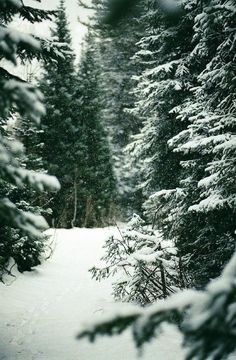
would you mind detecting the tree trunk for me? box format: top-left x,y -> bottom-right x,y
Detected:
160,261 -> 167,298
71,167 -> 78,228
83,195 -> 93,228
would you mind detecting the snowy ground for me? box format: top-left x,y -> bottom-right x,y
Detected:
0,227 -> 185,360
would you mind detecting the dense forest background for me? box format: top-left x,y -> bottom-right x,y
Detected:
0,0 -> 236,359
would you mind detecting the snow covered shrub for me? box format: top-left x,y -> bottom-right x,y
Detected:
90,214 -> 180,305
0,227 -> 47,275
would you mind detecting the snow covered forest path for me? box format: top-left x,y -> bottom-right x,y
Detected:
0,228 -> 184,360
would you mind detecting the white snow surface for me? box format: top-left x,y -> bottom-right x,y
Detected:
0,227 -> 184,360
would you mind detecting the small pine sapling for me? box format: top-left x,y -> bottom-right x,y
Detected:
90,214 -> 180,306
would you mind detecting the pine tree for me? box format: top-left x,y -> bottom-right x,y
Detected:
76,31 -> 116,227
145,0 -> 236,288
0,0 -> 62,278
125,0 -> 236,289
90,214 -> 180,305
40,2 -> 116,228
40,0 -> 81,228
176,0 -> 236,288
84,0 -> 145,214
127,0 -> 194,199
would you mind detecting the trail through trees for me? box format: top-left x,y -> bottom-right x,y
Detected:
0,228 -> 184,360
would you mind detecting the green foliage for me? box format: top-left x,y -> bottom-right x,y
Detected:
147,0 -> 236,288
91,214 -> 180,305
0,226 -> 46,275
79,251 -> 236,360
0,0 -> 61,278
0,0 -> 56,24
75,31 -> 116,227
127,0 -> 194,198
79,1 -> 236,359
126,0 -> 236,288
40,2 -> 116,228
39,0 -> 81,228
90,0 -> 145,214
103,0 -> 141,24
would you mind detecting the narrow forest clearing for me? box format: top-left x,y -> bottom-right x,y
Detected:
0,228 -> 184,360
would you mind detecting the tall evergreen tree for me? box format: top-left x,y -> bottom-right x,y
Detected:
0,0 -> 61,278
40,2 -> 116,228
144,0 -> 236,288
127,0 -> 194,198
40,0 -> 81,228
76,31 -> 116,227
81,0 -> 145,214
